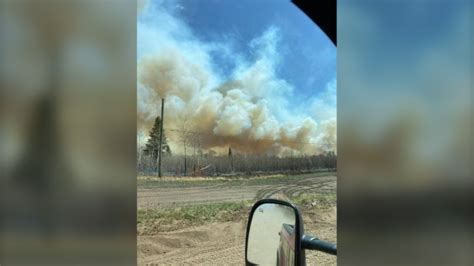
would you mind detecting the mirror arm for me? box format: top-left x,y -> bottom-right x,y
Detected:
301,234 -> 337,255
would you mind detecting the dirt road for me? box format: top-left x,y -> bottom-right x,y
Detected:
138,174 -> 336,208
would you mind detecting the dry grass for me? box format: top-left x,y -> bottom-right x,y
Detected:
137,174 -> 285,182
137,201 -> 251,235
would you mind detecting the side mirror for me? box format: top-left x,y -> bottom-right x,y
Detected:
245,199 -> 305,266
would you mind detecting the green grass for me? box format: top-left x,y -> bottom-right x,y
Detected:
137,201 -> 251,235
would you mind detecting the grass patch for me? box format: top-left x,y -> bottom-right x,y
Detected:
137,201 -> 251,235
290,193 -> 336,210
138,172 -> 336,189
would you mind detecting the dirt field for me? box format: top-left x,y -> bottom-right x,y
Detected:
138,174 -> 336,208
137,173 -> 337,265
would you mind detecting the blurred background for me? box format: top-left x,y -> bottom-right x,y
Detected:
0,0 -> 136,264
338,0 -> 473,264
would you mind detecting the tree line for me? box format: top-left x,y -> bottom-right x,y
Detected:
137,115 -> 336,176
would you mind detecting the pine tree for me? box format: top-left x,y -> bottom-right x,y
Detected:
144,116 -> 171,162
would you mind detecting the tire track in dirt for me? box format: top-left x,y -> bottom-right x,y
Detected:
138,175 -> 336,208
138,185 -> 270,208
138,222 -> 246,265
255,177 -> 335,200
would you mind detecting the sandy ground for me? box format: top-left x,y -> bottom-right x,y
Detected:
138,221 -> 246,265
137,211 -> 336,265
138,175 -> 336,265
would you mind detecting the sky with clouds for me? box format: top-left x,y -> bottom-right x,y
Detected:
137,0 -> 336,155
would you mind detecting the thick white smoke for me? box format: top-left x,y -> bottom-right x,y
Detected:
137,1 -> 336,156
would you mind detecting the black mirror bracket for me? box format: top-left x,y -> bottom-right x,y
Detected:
302,234 -> 337,256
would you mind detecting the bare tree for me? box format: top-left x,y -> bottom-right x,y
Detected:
177,114 -> 190,176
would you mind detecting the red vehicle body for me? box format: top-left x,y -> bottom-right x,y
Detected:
277,223 -> 295,266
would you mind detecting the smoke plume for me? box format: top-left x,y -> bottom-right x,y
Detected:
137,1 -> 336,156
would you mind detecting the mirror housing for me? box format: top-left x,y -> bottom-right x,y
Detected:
245,199 -> 306,266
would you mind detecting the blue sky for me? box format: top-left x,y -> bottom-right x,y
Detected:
177,0 -> 335,99
139,0 -> 335,101
137,0 -> 337,154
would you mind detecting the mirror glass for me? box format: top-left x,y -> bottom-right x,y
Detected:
247,203 -> 297,265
